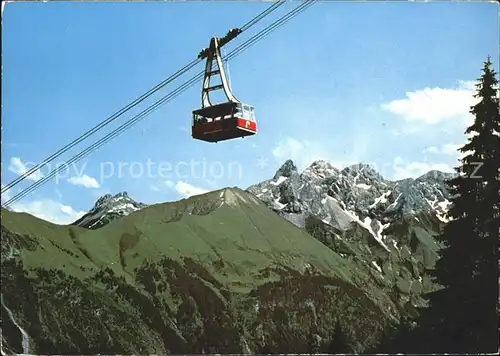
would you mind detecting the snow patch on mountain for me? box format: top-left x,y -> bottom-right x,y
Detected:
247,159 -> 454,254
370,190 -> 392,208
271,176 -> 288,186
72,160 -> 454,247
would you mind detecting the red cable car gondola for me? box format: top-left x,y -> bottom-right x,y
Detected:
192,30 -> 257,143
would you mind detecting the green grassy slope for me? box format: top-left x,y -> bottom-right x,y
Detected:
1,188 -> 396,354
77,189 -> 357,286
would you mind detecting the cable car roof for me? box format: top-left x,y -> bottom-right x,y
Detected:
192,102 -> 237,118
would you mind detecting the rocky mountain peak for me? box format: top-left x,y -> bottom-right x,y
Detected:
115,191 -> 130,198
342,163 -> 384,182
245,159 -> 457,313
72,191 -> 147,229
273,159 -> 298,179
72,159 -> 455,237
94,193 -> 114,207
303,160 -> 340,179
247,158 -> 454,251
416,170 -> 455,184
93,191 -> 135,209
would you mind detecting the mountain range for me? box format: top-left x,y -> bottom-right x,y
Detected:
1,159 -> 453,354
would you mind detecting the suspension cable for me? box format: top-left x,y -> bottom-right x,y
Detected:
1,0 -> 286,194
3,0 -> 316,208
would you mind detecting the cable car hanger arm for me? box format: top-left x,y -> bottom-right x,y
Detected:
198,28 -> 242,59
2,0 -> 321,207
200,36 -> 240,108
0,3 -> 278,195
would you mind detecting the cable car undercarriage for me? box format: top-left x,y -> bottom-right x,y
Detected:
192,29 -> 257,143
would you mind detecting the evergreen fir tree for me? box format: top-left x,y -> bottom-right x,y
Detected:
413,56 -> 500,353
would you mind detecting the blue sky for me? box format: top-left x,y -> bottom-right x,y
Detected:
1,1 -> 498,224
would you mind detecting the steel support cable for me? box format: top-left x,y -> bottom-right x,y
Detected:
0,58 -> 200,195
226,0 -> 316,60
3,0 -> 314,208
1,0 -> 286,194
3,0 -> 316,208
239,0 -> 286,32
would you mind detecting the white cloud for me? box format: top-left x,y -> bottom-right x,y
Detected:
391,156 -> 454,180
165,180 -> 208,198
175,181 -> 208,197
423,143 -> 462,156
2,184 -> 87,225
8,157 -> 44,181
7,198 -> 85,225
382,80 -> 478,125
67,175 -> 100,189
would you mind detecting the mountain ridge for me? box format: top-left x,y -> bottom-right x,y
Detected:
72,191 -> 147,229
2,186 -> 398,354
69,159 -> 452,308
246,159 -> 451,308
67,158 -> 451,313
72,159 -> 455,229
0,159 -> 455,354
